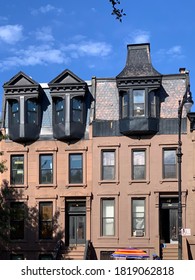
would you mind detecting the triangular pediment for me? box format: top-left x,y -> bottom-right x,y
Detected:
4,71 -> 39,88
49,69 -> 85,86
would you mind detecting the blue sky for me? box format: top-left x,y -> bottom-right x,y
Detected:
0,0 -> 195,109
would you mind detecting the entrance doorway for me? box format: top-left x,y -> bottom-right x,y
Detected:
65,200 -> 86,246
160,198 -> 178,244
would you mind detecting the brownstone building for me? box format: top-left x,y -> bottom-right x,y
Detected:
0,43 -> 195,260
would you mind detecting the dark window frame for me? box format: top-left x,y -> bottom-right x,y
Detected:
10,202 -> 25,240
132,149 -> 146,180
9,99 -> 19,125
72,97 -> 83,123
10,155 -> 24,185
26,98 -> 38,124
39,202 -> 53,240
69,153 -> 83,184
54,97 -> 65,124
101,150 -> 116,181
163,149 -> 177,179
39,154 -> 53,184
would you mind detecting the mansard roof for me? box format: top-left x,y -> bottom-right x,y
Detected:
117,43 -> 161,78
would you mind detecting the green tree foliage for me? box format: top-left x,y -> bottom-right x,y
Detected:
109,0 -> 126,22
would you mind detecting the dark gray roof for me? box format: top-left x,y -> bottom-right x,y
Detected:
117,43 -> 161,78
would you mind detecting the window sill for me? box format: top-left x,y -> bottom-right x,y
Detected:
160,179 -> 178,184
98,236 -> 119,241
9,184 -> 28,189
65,183 -> 87,188
98,180 -> 119,185
129,180 -> 150,185
36,184 -> 57,189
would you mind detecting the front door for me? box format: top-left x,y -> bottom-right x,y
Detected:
66,201 -> 86,246
160,198 -> 178,243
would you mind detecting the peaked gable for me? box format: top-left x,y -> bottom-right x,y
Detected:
48,69 -> 87,96
3,71 -> 40,96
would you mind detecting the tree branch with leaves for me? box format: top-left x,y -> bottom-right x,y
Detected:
109,0 -> 126,22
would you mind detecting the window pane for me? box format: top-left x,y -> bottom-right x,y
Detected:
102,151 -> 115,180
163,150 -> 176,178
27,99 -> 37,124
69,154 -> 83,184
11,155 -> 24,185
10,202 -> 25,240
133,89 -> 145,116
10,100 -> 19,124
39,155 -> 53,184
132,151 -> 146,180
149,91 -> 156,117
121,93 -> 128,118
102,199 -> 115,236
72,98 -> 83,122
132,199 -> 145,235
55,98 -> 64,124
39,202 -> 53,239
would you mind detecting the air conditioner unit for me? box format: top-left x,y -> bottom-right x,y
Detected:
135,230 -> 144,237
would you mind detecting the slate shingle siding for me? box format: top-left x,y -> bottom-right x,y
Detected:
95,75 -> 187,121
95,79 -> 119,120
161,76 -> 186,118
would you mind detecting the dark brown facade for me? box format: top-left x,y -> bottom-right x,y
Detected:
0,43 -> 195,260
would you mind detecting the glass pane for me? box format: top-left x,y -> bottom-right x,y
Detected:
133,151 -> 145,165
70,154 -> 82,168
164,150 -> 176,164
122,93 -> 128,118
102,218 -> 114,236
103,200 -> 114,217
102,166 -> 115,180
10,203 -> 24,240
27,99 -> 37,112
40,155 -> 53,184
11,100 -> 19,124
133,89 -> 145,116
72,98 -> 83,122
39,202 -> 53,239
11,155 -> 24,185
133,166 -> 145,180
103,151 -> 115,166
133,199 -> 144,212
163,150 -> 176,178
55,98 -> 64,124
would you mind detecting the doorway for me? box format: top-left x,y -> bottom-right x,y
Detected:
66,200 -> 86,246
160,198 -> 178,244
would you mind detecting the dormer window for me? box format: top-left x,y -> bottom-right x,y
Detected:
116,43 -> 162,135
54,97 -> 64,124
49,69 -> 88,140
133,89 -> 145,117
27,99 -> 38,124
3,71 -> 41,142
72,97 -> 83,123
10,100 -> 19,124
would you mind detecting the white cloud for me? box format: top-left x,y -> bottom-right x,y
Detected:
167,45 -> 182,56
63,41 -> 112,57
35,27 -> 54,42
0,45 -> 70,70
130,30 -> 150,44
0,25 -> 23,44
156,45 -> 184,62
31,4 -> 63,16
0,35 -> 112,71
